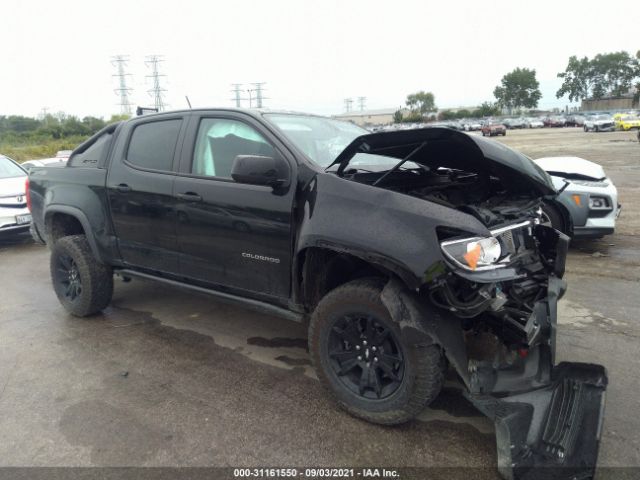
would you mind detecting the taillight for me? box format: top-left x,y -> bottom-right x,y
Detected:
25,177 -> 32,211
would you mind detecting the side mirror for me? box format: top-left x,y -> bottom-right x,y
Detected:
230,155 -> 290,188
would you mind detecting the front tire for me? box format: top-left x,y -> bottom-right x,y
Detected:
309,278 -> 445,425
541,203 -> 566,234
50,235 -> 114,316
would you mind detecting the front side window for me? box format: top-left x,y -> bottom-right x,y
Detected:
192,118 -> 275,178
127,119 -> 182,171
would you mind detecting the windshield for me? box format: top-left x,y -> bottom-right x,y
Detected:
265,114 -> 368,167
0,155 -> 26,179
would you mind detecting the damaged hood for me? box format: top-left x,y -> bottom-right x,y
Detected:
328,127 -> 556,195
533,156 -> 606,181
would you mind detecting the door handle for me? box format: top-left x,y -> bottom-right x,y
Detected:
177,192 -> 202,202
116,183 -> 131,193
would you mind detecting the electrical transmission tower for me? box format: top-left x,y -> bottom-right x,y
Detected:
357,96 -> 367,111
145,55 -> 168,111
111,55 -> 133,115
344,98 -> 353,112
231,83 -> 244,107
252,82 -> 267,108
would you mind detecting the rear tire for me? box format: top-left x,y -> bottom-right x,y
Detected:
309,278 -> 445,425
50,235 -> 113,316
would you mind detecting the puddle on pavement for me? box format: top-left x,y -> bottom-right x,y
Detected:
274,355 -> 311,366
247,336 -> 309,351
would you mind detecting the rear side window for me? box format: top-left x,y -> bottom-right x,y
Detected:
68,133 -> 112,167
127,119 -> 182,171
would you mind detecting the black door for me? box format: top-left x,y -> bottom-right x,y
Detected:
107,116 -> 186,274
174,114 -> 295,299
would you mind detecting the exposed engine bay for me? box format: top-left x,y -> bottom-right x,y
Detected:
344,165 -> 563,355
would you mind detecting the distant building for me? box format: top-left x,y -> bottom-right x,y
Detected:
333,108 -> 409,126
582,94 -> 637,112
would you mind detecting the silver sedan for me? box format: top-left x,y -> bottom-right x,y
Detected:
0,155 -> 31,236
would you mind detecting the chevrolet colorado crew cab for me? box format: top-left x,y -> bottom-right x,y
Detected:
28,109 -> 607,479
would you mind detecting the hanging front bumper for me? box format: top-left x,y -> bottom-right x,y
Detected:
469,362 -> 607,480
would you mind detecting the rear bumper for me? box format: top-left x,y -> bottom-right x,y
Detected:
1,206 -> 31,233
469,362 -> 607,480
0,224 -> 30,234
572,227 -> 614,239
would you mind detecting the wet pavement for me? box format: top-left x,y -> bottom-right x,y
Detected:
0,128 -> 639,474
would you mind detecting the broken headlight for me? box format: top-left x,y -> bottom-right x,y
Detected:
440,235 -> 503,271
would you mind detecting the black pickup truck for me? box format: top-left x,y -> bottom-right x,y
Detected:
29,109 -> 607,479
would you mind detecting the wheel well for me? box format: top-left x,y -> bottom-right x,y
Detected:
46,213 -> 85,243
297,247 -> 392,311
543,201 -> 572,235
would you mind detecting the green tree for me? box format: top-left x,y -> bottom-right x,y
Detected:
556,51 -> 640,100
438,110 -> 458,121
493,68 -> 542,112
405,91 -> 436,115
556,56 -> 595,102
0,112 -> 118,162
592,51 -> 638,97
393,110 -> 404,123
472,102 -> 501,117
109,114 -> 131,123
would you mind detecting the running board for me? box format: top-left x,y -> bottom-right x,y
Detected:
469,362 -> 607,480
116,269 -> 304,323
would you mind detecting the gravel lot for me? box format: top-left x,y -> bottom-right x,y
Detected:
0,127 -> 638,477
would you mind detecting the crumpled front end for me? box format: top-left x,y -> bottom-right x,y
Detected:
436,221 -> 607,479
383,219 -> 607,480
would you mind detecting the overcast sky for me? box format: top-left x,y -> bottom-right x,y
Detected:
2,0 -> 636,119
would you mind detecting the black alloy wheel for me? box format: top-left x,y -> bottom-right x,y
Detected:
309,278 -> 445,425
328,313 -> 404,400
50,235 -> 114,316
54,254 -> 83,301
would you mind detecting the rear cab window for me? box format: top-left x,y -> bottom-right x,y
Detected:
126,119 -> 183,172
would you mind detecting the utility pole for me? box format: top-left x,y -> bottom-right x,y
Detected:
252,82 -> 267,108
246,88 -> 256,108
111,55 -> 133,116
38,107 -> 49,121
231,83 -> 244,107
344,98 -> 353,112
145,55 -> 168,111
357,96 -> 366,111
